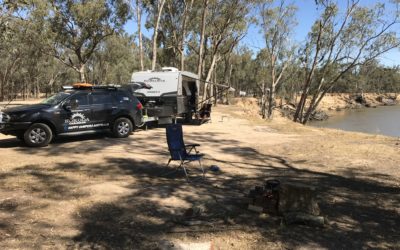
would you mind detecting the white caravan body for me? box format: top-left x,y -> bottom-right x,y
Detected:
131,67 -> 200,123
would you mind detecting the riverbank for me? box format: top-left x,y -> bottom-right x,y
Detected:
318,93 -> 398,112
231,93 -> 399,122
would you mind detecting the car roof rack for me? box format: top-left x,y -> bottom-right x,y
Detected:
72,83 -> 93,89
91,85 -> 119,90
61,83 -> 120,91
61,83 -> 122,91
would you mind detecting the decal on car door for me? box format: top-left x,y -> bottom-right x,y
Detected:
65,112 -> 90,125
64,112 -> 109,131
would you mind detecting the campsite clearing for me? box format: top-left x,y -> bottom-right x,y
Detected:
0,102 -> 399,249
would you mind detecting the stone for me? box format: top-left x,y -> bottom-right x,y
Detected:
377,96 -> 397,106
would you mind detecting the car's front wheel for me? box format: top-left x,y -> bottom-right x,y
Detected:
24,123 -> 53,147
112,118 -> 133,138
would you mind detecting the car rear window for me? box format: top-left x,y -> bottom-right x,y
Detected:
91,92 -> 114,105
114,91 -> 132,103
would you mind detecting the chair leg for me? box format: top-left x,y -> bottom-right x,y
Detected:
182,163 -> 189,182
199,159 -> 205,178
166,159 -> 172,167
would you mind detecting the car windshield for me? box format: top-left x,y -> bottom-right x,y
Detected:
41,92 -> 70,105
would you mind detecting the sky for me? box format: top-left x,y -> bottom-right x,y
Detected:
124,0 -> 400,67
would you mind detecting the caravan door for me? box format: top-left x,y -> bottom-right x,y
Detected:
179,75 -> 198,115
177,73 -> 186,114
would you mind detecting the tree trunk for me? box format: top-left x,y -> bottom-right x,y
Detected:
136,0 -> 144,71
22,82 -> 25,100
223,62 -> 233,104
79,64 -> 86,82
34,80 -> 38,98
151,0 -> 166,71
267,83 -> 275,119
197,0 -> 209,81
213,65 -> 217,106
50,76 -> 56,94
293,79 -> 310,123
0,67 -> 9,102
261,82 -> 267,119
179,0 -> 194,71
202,53 -> 218,101
0,80 -> 4,102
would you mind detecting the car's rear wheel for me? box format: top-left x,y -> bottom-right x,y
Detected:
24,123 -> 53,147
112,118 -> 133,138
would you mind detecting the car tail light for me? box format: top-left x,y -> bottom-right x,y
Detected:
136,102 -> 143,110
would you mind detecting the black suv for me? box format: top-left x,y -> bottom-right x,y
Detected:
0,85 -> 143,147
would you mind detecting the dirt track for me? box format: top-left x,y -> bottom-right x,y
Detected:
0,103 -> 399,249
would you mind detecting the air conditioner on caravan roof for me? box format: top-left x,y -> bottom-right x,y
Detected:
161,67 -> 179,72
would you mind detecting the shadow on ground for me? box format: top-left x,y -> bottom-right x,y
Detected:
69,151 -> 400,249
1,126 -> 399,249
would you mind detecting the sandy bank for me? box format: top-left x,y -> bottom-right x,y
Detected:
317,92 -> 398,111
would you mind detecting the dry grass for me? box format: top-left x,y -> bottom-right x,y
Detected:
0,100 -> 399,249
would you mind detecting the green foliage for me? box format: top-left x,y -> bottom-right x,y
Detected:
47,0 -> 130,81
0,0 -> 399,107
88,34 -> 140,84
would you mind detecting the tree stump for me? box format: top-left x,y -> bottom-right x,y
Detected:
279,182 -> 320,216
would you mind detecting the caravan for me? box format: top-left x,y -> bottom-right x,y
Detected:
131,67 -> 200,124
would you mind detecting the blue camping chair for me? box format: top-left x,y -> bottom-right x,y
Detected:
166,124 -> 205,180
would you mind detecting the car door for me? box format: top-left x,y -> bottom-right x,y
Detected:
89,91 -> 116,130
58,93 -> 93,133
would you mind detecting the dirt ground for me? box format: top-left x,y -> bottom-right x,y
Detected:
0,100 -> 399,249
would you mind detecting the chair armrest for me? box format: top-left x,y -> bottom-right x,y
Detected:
186,143 -> 200,154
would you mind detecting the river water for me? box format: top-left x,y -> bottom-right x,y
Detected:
309,105 -> 400,137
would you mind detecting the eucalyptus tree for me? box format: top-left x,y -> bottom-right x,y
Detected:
131,0 -> 145,71
200,0 -> 251,101
47,0 -> 130,83
258,0 -> 297,119
293,0 -> 400,124
229,47 -> 255,95
0,1 -> 27,101
197,0 -> 209,82
142,0 -> 166,70
357,62 -> 400,93
160,0 -> 194,70
88,34 -> 138,85
0,19 -> 24,101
